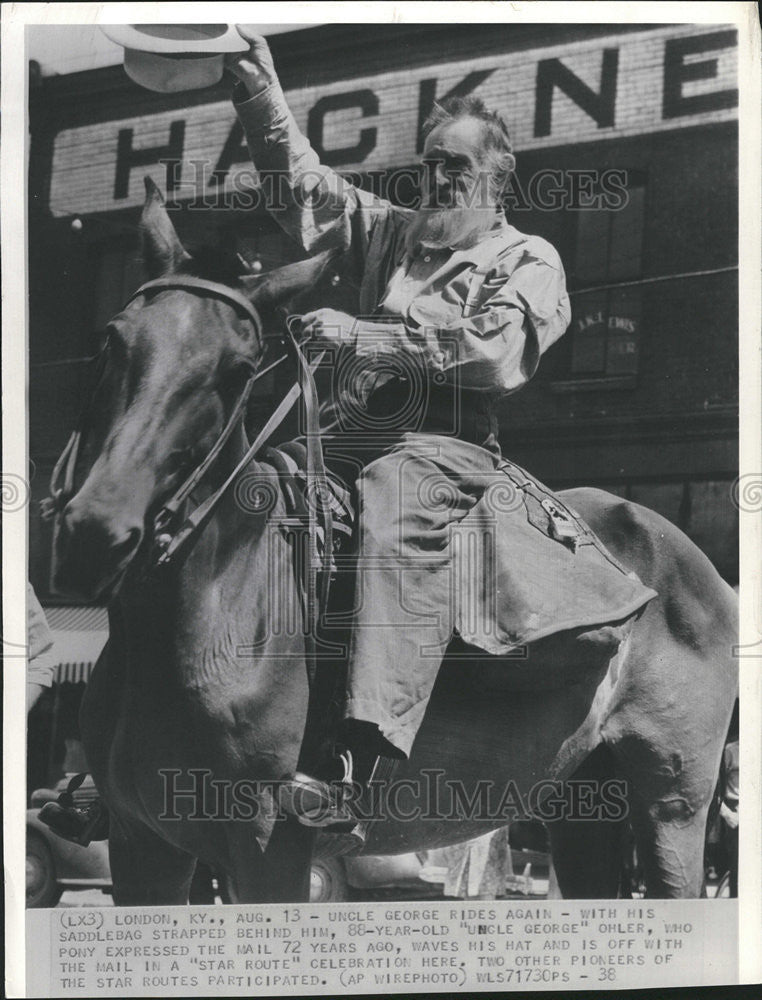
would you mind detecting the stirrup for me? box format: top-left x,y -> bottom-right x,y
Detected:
279,748 -> 357,829
339,748 -> 354,784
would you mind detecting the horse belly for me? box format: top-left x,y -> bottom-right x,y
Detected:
363,661 -> 610,855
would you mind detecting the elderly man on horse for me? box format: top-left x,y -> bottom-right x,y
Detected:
38,29 -> 737,902
226,29 -> 576,826
43,26 -> 659,846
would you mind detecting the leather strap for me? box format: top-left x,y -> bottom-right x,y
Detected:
154,348 -> 325,570
124,275 -> 264,350
285,322 -> 334,641
152,351 -> 290,535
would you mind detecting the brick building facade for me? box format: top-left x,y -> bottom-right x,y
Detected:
28,22 -> 739,591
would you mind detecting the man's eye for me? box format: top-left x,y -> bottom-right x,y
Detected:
445,159 -> 469,175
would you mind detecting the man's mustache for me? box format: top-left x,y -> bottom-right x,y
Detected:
405,202 -> 498,252
422,186 -> 458,209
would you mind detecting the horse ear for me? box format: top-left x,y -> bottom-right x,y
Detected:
239,250 -> 338,309
140,177 -> 190,278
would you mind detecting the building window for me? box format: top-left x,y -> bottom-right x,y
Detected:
92,246 -> 145,334
567,174 -> 646,383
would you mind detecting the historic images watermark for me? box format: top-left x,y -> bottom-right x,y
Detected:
158,768 -> 630,825
158,161 -> 632,214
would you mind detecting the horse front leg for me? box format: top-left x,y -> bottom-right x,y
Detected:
108,814 -> 197,905
226,818 -> 314,903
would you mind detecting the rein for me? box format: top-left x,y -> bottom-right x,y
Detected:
43,275 -> 334,651
151,332 -> 325,571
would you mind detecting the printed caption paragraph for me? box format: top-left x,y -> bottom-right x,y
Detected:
27,899 -> 737,995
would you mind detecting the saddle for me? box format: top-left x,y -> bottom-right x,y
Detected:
264,443 -> 657,663
260,442 -> 354,567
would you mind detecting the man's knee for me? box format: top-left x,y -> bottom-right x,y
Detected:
357,451 -> 437,549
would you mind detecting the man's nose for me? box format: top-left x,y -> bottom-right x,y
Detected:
433,162 -> 449,189
425,164 -> 450,203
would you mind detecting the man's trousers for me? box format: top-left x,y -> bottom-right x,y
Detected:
336,432 -> 500,758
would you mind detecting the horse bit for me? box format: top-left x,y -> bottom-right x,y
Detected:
42,274 -> 334,620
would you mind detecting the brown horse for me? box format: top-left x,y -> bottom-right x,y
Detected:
52,184 -> 738,902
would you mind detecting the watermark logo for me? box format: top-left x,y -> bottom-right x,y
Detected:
1,473 -> 30,512
158,160 -> 632,214
158,768 -> 630,825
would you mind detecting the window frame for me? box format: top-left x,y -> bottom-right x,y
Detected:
551,169 -> 648,392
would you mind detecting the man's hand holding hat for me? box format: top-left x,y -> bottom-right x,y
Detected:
225,26 -> 278,98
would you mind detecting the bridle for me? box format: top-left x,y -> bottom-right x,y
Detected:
43,275 -> 334,637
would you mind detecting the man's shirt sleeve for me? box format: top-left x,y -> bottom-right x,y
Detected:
234,81 -> 391,254
354,242 -> 571,393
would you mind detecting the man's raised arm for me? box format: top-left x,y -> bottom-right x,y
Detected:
226,27 -> 390,255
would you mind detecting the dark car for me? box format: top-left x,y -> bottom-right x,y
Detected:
27,775 -> 111,908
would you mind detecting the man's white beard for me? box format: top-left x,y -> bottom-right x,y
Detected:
405,202 -> 499,253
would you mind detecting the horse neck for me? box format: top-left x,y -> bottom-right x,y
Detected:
118,420 -> 307,696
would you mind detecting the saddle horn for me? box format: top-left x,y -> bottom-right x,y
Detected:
140,176 -> 191,278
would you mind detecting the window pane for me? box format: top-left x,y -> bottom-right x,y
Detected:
93,248 -> 144,332
573,210 -> 610,284
571,291 -> 608,373
684,480 -> 738,585
629,482 -> 685,526
608,185 -> 645,281
93,250 -> 125,332
121,254 -> 144,302
605,288 -> 641,374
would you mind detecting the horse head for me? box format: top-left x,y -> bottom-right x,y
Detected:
52,178 -> 337,601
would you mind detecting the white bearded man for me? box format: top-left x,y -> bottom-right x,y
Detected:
225,28 -> 575,827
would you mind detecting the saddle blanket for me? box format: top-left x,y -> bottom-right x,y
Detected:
262,444 -> 657,658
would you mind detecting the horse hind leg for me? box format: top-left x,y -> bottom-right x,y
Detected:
607,737 -> 711,898
108,814 -> 197,906
546,744 -> 629,899
604,654 -> 727,898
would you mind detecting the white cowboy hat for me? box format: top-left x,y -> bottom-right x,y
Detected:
100,24 -> 249,93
